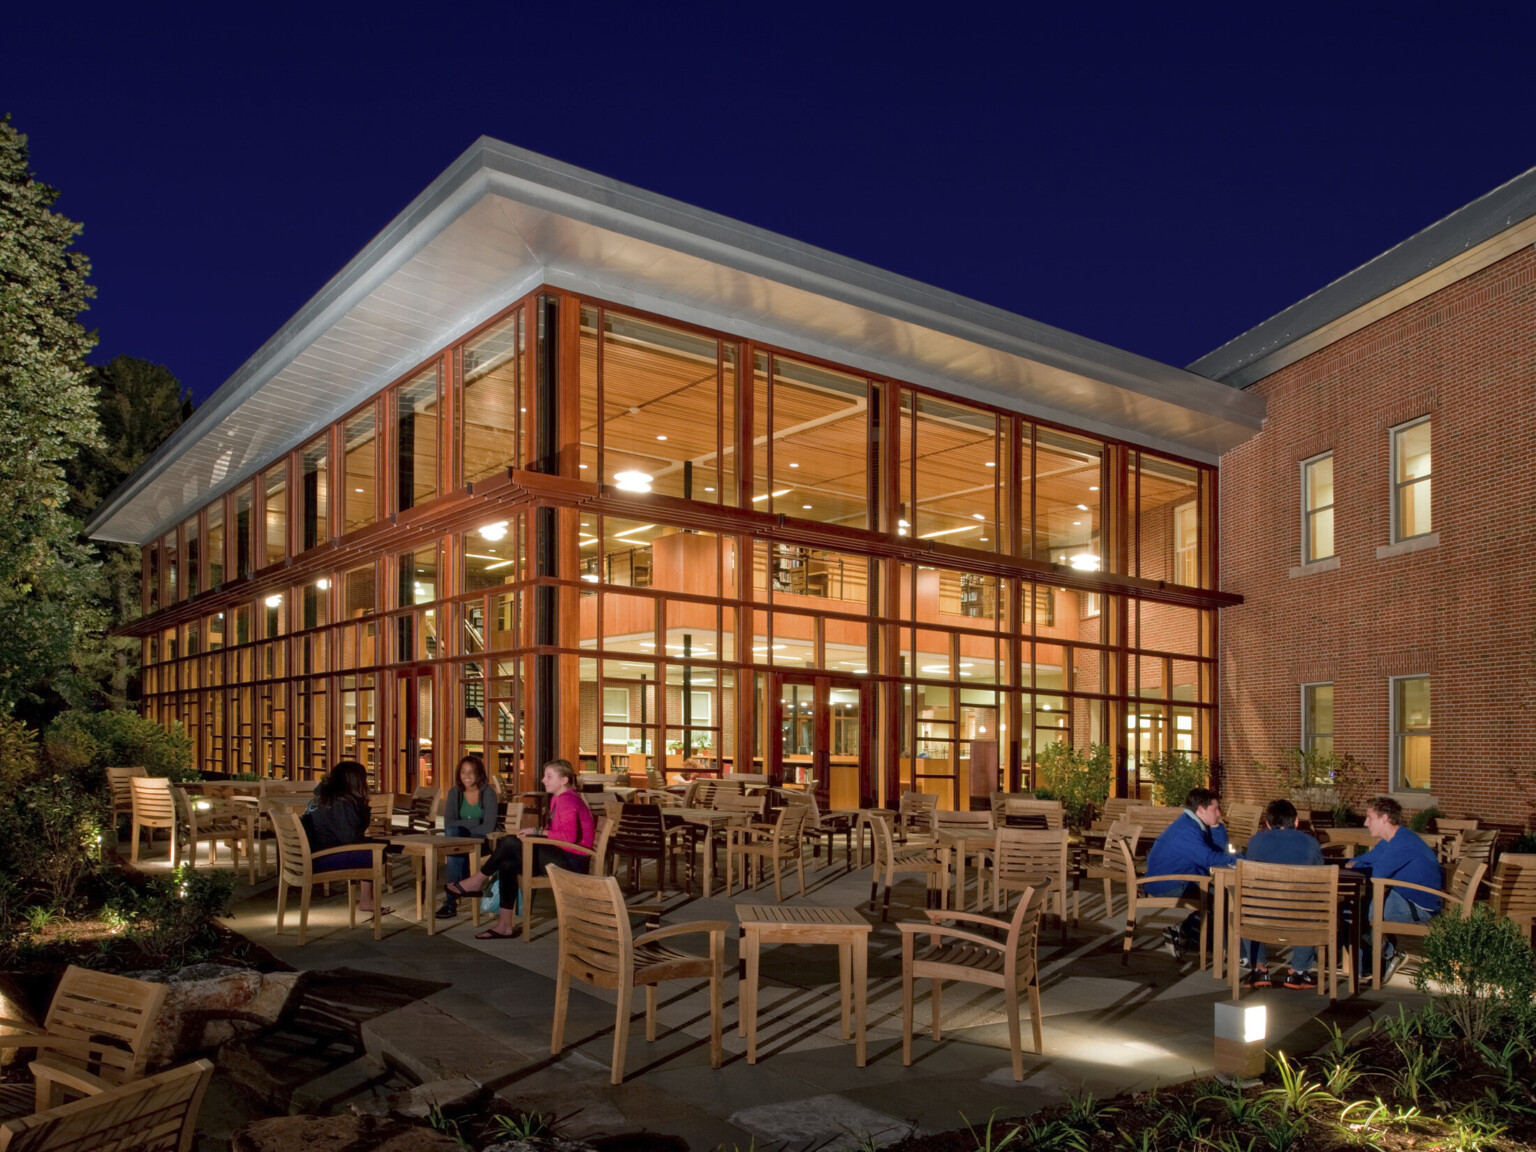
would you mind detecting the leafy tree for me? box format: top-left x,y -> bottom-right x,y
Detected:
67,356 -> 191,710
0,115 -> 102,714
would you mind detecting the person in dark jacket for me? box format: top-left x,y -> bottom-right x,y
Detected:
1347,795 -> 1442,983
437,754 -> 500,918
303,760 -> 390,915
1242,799 -> 1327,989
1144,786 -> 1234,957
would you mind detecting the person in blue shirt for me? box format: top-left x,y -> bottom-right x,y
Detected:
1346,795 -> 1442,982
1241,799 -> 1327,989
1144,787 -> 1234,957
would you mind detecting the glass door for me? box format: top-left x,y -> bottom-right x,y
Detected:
394,666 -> 435,794
773,673 -> 871,811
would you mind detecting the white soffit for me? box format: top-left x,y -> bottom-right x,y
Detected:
87,138 -> 1264,544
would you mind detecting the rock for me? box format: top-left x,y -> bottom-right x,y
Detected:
482,1139 -> 600,1152
0,974 -> 40,1069
353,1076 -> 484,1120
361,999 -> 531,1086
232,1114 -> 463,1151
136,965 -> 301,1068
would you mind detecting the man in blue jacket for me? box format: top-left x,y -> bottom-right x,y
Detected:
1242,799 -> 1327,989
1346,795 -> 1442,984
1144,787 -> 1234,958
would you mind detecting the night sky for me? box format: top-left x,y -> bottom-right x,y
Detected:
6,5 -> 1535,406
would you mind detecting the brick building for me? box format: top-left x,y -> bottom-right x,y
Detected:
1199,166 -> 1536,827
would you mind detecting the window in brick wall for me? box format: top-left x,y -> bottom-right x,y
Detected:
1390,675 -> 1431,792
1301,682 -> 1333,756
1302,452 -> 1334,562
1391,418 -> 1431,542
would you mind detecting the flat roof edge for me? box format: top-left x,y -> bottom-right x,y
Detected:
1189,163 -> 1536,385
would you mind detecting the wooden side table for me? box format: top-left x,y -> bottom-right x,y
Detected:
736,905 -> 872,1066
387,834 -> 482,935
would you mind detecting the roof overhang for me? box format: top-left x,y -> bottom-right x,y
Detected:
87,137 -> 1266,545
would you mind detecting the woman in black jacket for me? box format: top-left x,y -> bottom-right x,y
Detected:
303,760 -> 389,915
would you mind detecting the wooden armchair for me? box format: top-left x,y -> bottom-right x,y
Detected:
1489,853 -> 1536,942
1224,802 -> 1264,851
1230,860 -> 1341,1000
897,791 -> 938,838
1093,796 -> 1134,830
171,787 -> 251,876
271,812 -> 386,945
404,786 -> 440,833
787,791 -> 858,870
0,1057 -> 213,1152
992,828 -> 1070,937
517,823 -> 614,940
0,967 -> 167,1117
606,803 -> 689,900
1371,857 -> 1487,988
726,803 -> 811,899
867,811 -> 949,920
105,766 -> 146,831
899,882 -> 1049,1081
1124,805 -> 1184,844
1076,819 -> 1143,924
546,866 -> 725,1084
1118,839 -> 1212,968
127,777 -> 177,867
934,809 -> 996,909
1001,799 -> 1064,831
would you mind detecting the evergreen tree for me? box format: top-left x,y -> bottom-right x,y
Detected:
0,115 -> 103,714
68,356 -> 192,710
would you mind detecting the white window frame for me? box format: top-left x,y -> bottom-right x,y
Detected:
1300,451 -> 1335,563
1390,416 -> 1432,544
1172,501 -> 1198,585
601,686 -> 629,745
1389,674 -> 1431,793
1300,681 -> 1333,756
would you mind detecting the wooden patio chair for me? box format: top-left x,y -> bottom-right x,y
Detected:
1458,828 -> 1498,870
988,791 -> 1029,824
127,776 -> 177,867
517,822 -> 614,940
546,866 -> 726,1084
171,787 -> 251,877
726,802 -> 811,899
899,881 -> 1049,1081
271,812 -> 386,945
934,809 -> 996,909
607,803 -> 688,900
0,966 -> 168,1116
897,791 -> 938,838
0,1057 -> 213,1152
404,786 -> 439,833
1489,852 -> 1536,942
1431,817 -> 1476,864
1124,805 -> 1184,845
1224,802 -> 1264,851
1118,839 -> 1211,968
1372,857 -> 1487,988
1002,798 -> 1064,830
1075,819 -> 1143,924
992,828 -> 1070,937
1229,860 -> 1341,1000
250,795 -> 309,883
788,790 -> 858,870
867,811 -> 949,920
1093,796 -> 1134,830
105,766 -> 146,830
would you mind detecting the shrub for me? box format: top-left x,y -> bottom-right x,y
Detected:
0,713 -> 41,795
44,708 -> 195,787
1140,750 -> 1209,807
114,865 -> 235,970
1408,805 -> 1444,834
1034,741 -> 1112,828
1414,903 -> 1536,1044
0,774 -> 103,910
1269,747 -> 1371,811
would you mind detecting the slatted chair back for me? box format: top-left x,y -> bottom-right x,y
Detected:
727,803 -> 812,899
271,811 -> 312,886
366,793 -> 395,837
1459,828 -> 1498,867
898,791 -> 938,835
105,766 -> 147,819
1224,802 -> 1264,850
517,821 -> 613,938
1447,856 -> 1487,906
610,804 -> 666,857
127,776 -> 177,866
934,809 -> 995,835
988,792 -> 1029,824
992,828 -> 1069,921
406,786 -> 439,833
501,800 -> 526,834
35,967 -> 169,1099
548,866 -> 631,991
1435,817 -> 1478,835
712,779 -> 744,802
712,792 -> 766,820
686,779 -> 716,809
1232,860 -> 1340,999
1098,796 -> 1134,827
1124,805 -> 1183,842
725,772 -> 768,785
0,1058 -> 213,1152
580,772 -> 621,791
1489,852 -> 1536,936
1002,798 -> 1064,831
1077,819 -> 1144,924
172,788 -> 250,874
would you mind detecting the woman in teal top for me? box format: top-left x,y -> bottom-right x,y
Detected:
438,754 -> 499,917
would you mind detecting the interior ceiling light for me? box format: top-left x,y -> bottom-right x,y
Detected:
704,487 -> 715,492
1077,504 -> 1089,511
1089,486 -> 1099,491
579,463 -> 588,470
612,524 -> 655,538
802,504 -> 812,510
920,525 -> 981,539
788,462 -> 799,468
613,470 -> 653,493
1069,553 -> 1102,571
656,435 -> 668,441
264,594 -> 283,608
316,578 -> 330,590
1072,520 -> 1082,526
751,489 -> 792,502
972,513 -> 986,521
984,462 -> 995,468
478,521 -> 509,542
354,487 -> 365,493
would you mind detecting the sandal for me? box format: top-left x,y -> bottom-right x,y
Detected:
444,881 -> 474,898
359,906 -> 393,916
475,926 -> 520,940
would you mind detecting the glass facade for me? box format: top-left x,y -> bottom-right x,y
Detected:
137,289 -> 1223,804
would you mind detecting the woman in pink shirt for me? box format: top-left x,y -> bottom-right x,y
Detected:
447,758 -> 595,939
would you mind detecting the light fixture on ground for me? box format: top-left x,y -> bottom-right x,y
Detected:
613,470 -> 653,493
1213,1001 -> 1266,1081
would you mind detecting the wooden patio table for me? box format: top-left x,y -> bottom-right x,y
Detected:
933,829 -> 992,910
1212,865 -> 1366,993
660,808 -> 741,896
386,834 -> 482,936
735,904 -> 872,1066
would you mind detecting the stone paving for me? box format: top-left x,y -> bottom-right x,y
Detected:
147,840 -> 1426,1150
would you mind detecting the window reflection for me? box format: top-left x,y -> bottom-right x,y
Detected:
462,310 -> 523,485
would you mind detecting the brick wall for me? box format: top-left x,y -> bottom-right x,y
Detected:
1218,245 -> 1536,826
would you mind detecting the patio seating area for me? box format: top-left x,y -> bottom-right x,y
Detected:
121,788 -> 1440,1149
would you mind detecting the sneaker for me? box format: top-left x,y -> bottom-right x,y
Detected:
1380,951 -> 1406,986
435,901 -> 458,919
1246,967 -> 1272,989
1162,926 -> 1185,960
1283,969 -> 1318,990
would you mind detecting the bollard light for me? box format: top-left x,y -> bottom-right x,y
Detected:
1213,1001 -> 1266,1080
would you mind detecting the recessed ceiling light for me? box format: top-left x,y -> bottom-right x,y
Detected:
613,471 -> 653,493
354,487 -> 365,493
579,464 -> 588,469
1089,486 -> 1098,491
704,487 -> 715,492
802,504 -> 812,510
788,462 -> 799,469
984,462 -> 995,468
1077,504 -> 1088,511
972,513 -> 985,521
979,537 -> 989,541
1072,521 -> 1081,526
656,435 -> 667,441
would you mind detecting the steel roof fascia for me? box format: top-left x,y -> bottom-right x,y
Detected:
1190,163 -> 1536,386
